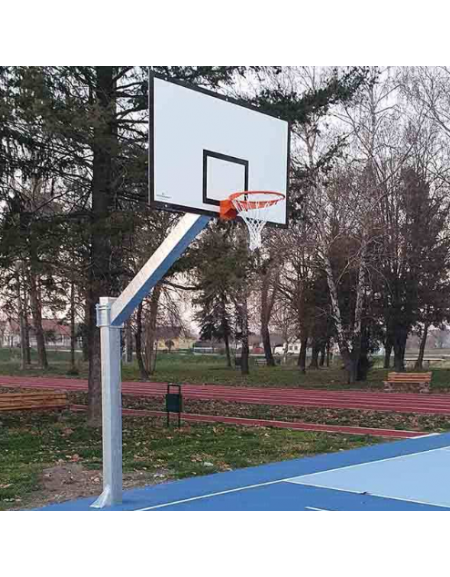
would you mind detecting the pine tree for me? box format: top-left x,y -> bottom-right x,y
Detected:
193,223 -> 243,368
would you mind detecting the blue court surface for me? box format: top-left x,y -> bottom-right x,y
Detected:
39,433 -> 450,511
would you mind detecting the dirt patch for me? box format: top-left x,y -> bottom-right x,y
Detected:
19,464 -> 173,510
41,463 -> 101,494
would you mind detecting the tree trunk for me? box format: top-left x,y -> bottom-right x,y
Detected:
223,328 -> 232,368
341,348 -> 359,384
87,66 -> 117,426
298,336 -> 308,374
241,340 -> 250,375
82,299 -> 89,362
16,268 -> 28,370
23,293 -> 31,366
347,358 -> 358,384
393,349 -> 405,372
124,319 -> 133,364
326,340 -> 332,367
69,279 -> 77,374
321,236 -> 367,385
309,339 -> 321,369
283,344 -> 289,366
87,314 -> 102,424
260,264 -> 279,367
356,327 -> 372,382
240,296 -> 250,376
135,303 -> 149,380
28,271 -> 48,369
219,293 -> 232,368
384,342 -> 392,369
319,345 -> 326,367
393,332 -> 407,372
415,323 -> 429,370
261,324 -> 276,367
144,284 -> 162,376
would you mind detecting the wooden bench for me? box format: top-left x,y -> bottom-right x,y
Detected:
404,358 -> 444,368
235,357 -> 281,368
0,391 -> 69,412
383,373 -> 432,394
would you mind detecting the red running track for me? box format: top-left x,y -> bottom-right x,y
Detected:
2,375 -> 450,416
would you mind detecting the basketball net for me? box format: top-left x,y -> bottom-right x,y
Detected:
220,192 -> 285,251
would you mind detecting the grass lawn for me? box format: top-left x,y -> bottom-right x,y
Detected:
0,409 -> 379,511
2,350 -> 450,511
116,394 -> 450,433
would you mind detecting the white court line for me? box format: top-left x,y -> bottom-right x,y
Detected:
305,507 -> 329,512
136,443 -> 450,511
294,482 -> 450,510
289,446 -> 450,482
137,480 -> 285,511
291,446 -> 450,510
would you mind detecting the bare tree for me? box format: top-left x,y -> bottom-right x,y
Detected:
277,220 -> 318,374
255,232 -> 285,367
271,298 -> 298,364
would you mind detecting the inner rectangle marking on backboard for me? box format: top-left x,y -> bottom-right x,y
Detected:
203,150 -> 249,207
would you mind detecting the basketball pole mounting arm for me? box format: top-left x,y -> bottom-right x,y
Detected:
91,213 -> 211,509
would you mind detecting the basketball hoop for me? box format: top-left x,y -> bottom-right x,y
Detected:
220,191 -> 285,251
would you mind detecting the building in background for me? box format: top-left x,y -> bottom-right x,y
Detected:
1,318 -> 75,349
155,327 -> 196,352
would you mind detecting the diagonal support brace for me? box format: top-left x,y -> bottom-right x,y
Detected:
111,213 -> 211,327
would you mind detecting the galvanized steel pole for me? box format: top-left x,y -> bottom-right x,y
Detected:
91,298 -> 123,508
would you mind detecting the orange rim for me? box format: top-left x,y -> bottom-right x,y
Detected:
220,191 -> 285,219
229,191 -> 285,210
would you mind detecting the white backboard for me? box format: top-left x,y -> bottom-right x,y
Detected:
149,73 -> 290,226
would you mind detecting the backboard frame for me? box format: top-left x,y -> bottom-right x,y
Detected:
148,71 -> 291,228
